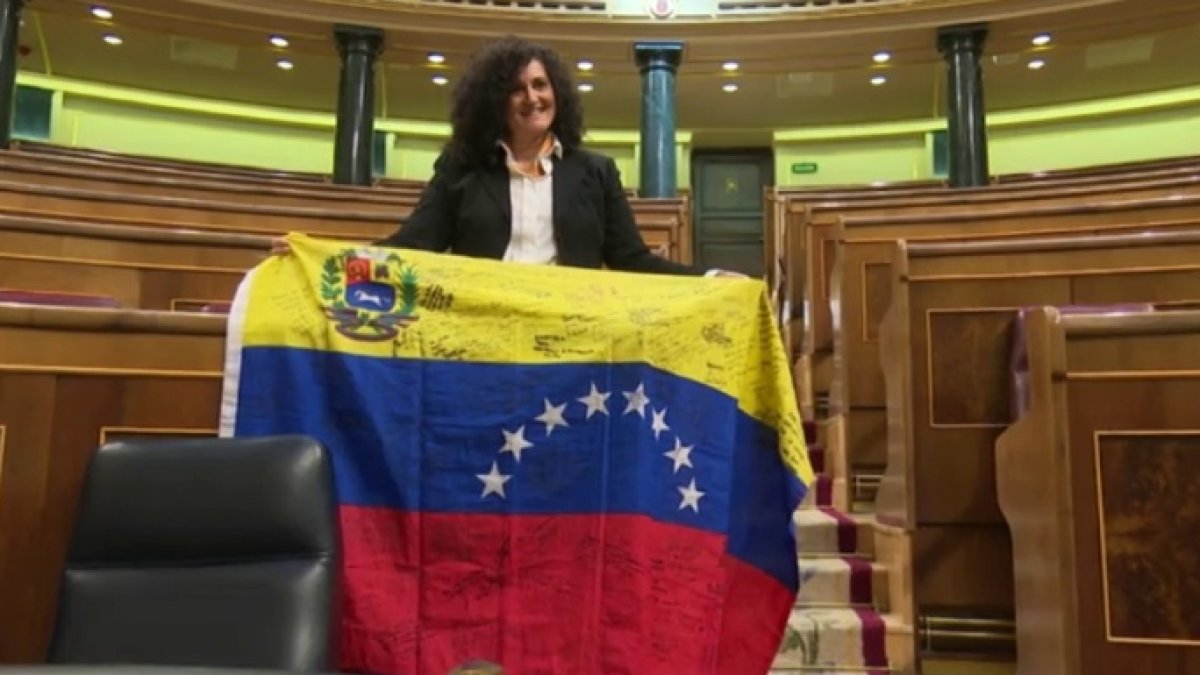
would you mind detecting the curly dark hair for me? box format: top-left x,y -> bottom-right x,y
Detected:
446,35 -> 585,169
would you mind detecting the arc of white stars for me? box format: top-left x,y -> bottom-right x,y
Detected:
499,425 -> 534,462
663,437 -> 694,474
477,462 -> 511,499
577,383 -> 611,419
650,407 -> 670,440
623,383 -> 650,417
678,478 -> 705,513
535,398 -> 569,436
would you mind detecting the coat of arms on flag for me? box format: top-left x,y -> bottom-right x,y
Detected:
219,233 -> 813,674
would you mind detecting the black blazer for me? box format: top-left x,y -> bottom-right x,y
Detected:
374,147 -> 702,276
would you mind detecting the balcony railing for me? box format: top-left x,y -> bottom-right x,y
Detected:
416,0 -> 912,15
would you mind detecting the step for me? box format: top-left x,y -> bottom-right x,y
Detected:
800,474 -> 834,509
774,608 -> 898,671
796,557 -> 887,610
793,507 -> 874,557
809,443 -> 826,474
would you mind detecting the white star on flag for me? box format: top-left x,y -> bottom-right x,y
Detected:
499,425 -> 534,462
663,438 -> 694,473
650,407 -> 670,439
678,478 -> 705,513
477,462 -> 512,499
577,382 -> 611,419
535,398 -> 569,436
623,383 -> 650,417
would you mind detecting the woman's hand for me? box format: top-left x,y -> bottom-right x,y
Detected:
269,237 -> 292,256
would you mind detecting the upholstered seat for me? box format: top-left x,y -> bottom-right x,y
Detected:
47,435 -> 339,672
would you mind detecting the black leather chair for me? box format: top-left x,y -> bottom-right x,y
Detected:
47,435 -> 339,672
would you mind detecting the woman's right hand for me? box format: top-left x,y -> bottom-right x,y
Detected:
269,236 -> 292,256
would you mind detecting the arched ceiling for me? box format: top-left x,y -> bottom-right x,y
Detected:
18,0 -> 1200,145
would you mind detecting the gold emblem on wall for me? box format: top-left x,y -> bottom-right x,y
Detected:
725,177 -> 739,194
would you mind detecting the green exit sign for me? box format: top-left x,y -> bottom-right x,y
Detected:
791,162 -> 819,175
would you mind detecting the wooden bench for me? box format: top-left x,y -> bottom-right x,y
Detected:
788,176 -> 1200,413
830,195 -> 1200,481
0,152 -> 421,212
997,308 -> 1200,675
873,229 -> 1200,649
763,157 -> 1200,307
0,204 -> 694,311
0,304 -> 226,661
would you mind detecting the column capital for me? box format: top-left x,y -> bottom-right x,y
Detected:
633,41 -> 683,73
937,23 -> 988,56
334,24 -> 384,58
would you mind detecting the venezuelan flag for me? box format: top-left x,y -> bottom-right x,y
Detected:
220,234 -> 812,675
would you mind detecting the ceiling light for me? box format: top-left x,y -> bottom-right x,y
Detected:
276,59 -> 294,70
1032,33 -> 1052,46
432,75 -> 449,86
873,51 -> 891,63
722,61 -> 739,72
871,75 -> 887,85
269,35 -> 289,48
1027,59 -> 1046,70
427,53 -> 446,65
577,60 -> 594,71
722,83 -> 738,93
102,34 -> 123,46
578,82 -> 594,92
90,6 -> 113,20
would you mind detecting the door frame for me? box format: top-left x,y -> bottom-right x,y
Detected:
688,147 -> 775,270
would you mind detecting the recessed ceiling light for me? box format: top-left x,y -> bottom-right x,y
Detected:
269,35 -> 289,49
102,34 -> 123,46
1027,59 -> 1046,70
722,83 -> 738,93
873,51 -> 891,63
276,59 -> 294,70
1032,33 -> 1052,46
722,61 -> 739,72
432,75 -> 449,86
427,53 -> 446,65
577,60 -> 594,71
578,82 -> 594,92
871,75 -> 887,85
90,6 -> 113,20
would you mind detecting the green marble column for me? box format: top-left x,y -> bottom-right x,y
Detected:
633,42 -> 683,198
937,24 -> 990,188
0,0 -> 25,150
333,24 -> 384,186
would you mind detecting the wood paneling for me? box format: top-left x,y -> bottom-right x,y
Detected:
996,308 -> 1200,675
880,230 -> 1200,624
0,305 -> 224,662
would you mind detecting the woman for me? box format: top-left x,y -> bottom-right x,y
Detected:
274,35 -> 735,277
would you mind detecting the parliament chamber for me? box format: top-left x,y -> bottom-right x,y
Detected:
0,0 -> 1198,673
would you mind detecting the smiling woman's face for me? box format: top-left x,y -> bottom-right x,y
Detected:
505,58 -> 556,143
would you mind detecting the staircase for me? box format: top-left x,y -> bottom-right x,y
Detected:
771,422 -> 913,675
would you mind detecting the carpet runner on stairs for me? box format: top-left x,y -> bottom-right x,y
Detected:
772,422 -> 893,674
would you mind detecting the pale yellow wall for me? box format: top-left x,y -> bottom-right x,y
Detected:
56,95 -> 335,173
989,102 -> 1200,175
20,72 -> 1200,191
388,135 -> 444,180
774,135 -> 928,187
